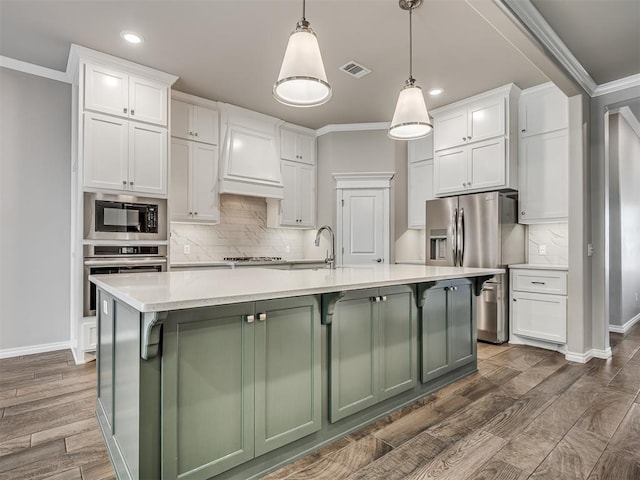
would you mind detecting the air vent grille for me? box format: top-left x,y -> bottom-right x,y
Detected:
339,61 -> 372,79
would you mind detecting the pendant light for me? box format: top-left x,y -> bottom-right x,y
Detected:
389,0 -> 433,140
273,0 -> 331,107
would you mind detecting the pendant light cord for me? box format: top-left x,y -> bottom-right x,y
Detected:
302,0 -> 306,21
409,6 -> 413,83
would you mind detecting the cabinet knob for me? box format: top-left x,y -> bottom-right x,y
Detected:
123,107 -> 127,114
194,212 -> 198,215
189,131 -> 193,136
513,298 -> 517,302
257,313 -> 267,321
468,136 -> 472,140
122,180 -> 127,185
129,181 -> 134,185
462,137 -> 466,142
521,129 -> 526,133
194,132 -> 198,137
245,314 -> 255,323
521,211 -> 525,216
189,212 -> 193,215
130,109 -> 135,115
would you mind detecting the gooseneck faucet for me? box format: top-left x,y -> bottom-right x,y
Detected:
314,225 -> 336,269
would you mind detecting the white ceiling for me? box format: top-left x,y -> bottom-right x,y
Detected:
0,1 -> 637,129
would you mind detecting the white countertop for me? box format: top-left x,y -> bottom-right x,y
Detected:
90,264 -> 504,313
170,259 -> 327,268
510,264 -> 568,271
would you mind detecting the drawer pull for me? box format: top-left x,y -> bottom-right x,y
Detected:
245,314 -> 255,323
531,281 -> 546,285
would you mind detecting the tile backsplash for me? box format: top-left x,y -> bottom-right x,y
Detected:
170,194 -> 308,263
527,223 -> 569,265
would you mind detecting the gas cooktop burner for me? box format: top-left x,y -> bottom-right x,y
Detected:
223,256 -> 283,262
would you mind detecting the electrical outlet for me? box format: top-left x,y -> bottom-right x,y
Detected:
183,244 -> 191,255
284,244 -> 291,253
538,244 -> 547,255
587,244 -> 594,257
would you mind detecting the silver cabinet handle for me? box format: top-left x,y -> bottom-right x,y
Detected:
188,212 -> 193,215
521,211 -> 526,216
129,181 -> 134,185
462,137 -> 466,142
189,131 -> 193,136
531,281 -> 546,285
194,212 -> 198,215
257,313 -> 267,321
245,314 -> 255,323
371,296 -> 380,303
381,295 -> 387,302
130,109 -> 135,115
123,107 -> 127,114
194,132 -> 198,137
521,129 -> 526,133
122,180 -> 127,185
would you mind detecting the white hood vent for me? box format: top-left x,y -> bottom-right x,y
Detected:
219,103 -> 284,199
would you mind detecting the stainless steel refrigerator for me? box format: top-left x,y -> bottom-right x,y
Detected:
425,191 -> 525,343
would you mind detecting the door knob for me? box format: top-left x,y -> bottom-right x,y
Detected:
373,258 -> 383,263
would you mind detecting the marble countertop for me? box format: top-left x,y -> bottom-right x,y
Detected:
170,259 -> 327,268
90,264 -> 504,313
510,264 -> 569,271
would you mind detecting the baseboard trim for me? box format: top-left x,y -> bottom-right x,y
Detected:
609,312 -> 640,334
565,347 -> 612,363
0,341 -> 71,359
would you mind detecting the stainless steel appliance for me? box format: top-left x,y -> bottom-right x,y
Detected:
425,191 -> 524,343
83,244 -> 167,316
84,192 -> 167,241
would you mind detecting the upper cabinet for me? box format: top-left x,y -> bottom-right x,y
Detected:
84,64 -> 168,127
171,98 -> 219,145
280,126 -> 315,165
431,84 -> 519,197
407,134 -> 434,229
517,83 -> 569,224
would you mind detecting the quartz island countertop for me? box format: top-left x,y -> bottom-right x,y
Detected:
90,264 -> 503,313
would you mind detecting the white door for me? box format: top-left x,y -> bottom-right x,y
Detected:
341,189 -> 386,265
434,146 -> 468,196
129,76 -> 167,126
280,129 -> 298,162
171,99 -> 192,141
467,97 -> 505,144
84,64 -> 128,118
280,161 -> 298,226
434,109 -> 468,151
128,122 -> 167,195
468,137 -> 505,191
192,105 -> 219,145
169,138 -> 191,221
83,112 -> 128,191
191,143 -> 219,223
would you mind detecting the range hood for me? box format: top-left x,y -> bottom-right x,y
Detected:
219,103 -> 284,199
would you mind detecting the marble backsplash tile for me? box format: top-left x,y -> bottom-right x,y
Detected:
527,223 -> 569,265
170,194 -> 308,263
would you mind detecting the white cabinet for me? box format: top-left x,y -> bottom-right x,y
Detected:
518,83 -> 569,224
431,84 -> 519,197
84,112 -> 167,195
170,138 -> 219,224
407,134 -> 434,229
434,137 -> 505,195
171,99 -> 219,145
273,160 -> 315,228
510,268 -> 567,344
84,64 -> 168,126
280,126 -> 315,165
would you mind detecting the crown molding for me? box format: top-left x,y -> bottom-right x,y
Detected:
316,122 -> 389,137
500,0 -> 597,96
610,106 -> 640,139
593,73 -> 640,97
0,55 -> 71,84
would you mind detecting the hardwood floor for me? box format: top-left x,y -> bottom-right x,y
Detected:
1,323 -> 640,480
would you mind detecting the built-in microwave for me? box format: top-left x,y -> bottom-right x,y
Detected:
84,192 -> 167,241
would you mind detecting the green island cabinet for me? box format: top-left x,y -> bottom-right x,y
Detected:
420,278 -> 476,383
161,296 -> 321,479
329,285 -> 418,422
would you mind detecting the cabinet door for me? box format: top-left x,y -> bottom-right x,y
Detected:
279,161 -> 298,226
162,304 -> 255,480
518,130 -> 569,223
434,109 -> 468,151
169,138 -> 192,221
468,137 -> 505,191
84,64 -> 128,118
171,99 -> 191,141
83,112 -> 128,191
434,146 -> 468,196
254,296 -> 321,456
330,289 -> 378,423
191,143 -> 220,223
421,285 -> 449,383
519,86 -> 568,137
297,164 -> 316,227
192,105 -> 219,145
129,76 -> 167,126
298,133 -> 316,165
512,291 -> 567,343
128,123 -> 167,195
408,159 -> 434,229
467,97 -> 505,144
379,286 -> 417,400
408,133 -> 434,161
280,128 -> 298,162
448,282 -> 475,369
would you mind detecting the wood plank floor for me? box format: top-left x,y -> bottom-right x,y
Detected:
1,323 -> 640,480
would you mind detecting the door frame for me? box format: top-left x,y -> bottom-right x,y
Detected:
334,172 -> 394,266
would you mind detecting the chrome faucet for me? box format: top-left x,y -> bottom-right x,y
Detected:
314,225 -> 336,269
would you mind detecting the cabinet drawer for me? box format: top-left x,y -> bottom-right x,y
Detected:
511,269 -> 567,295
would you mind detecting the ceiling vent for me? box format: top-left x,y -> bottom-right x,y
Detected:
339,61 -> 372,79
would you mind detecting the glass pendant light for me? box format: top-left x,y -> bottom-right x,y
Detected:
389,0 -> 433,140
273,0 -> 331,107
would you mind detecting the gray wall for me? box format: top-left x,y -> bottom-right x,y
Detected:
316,129 -> 409,263
610,112 -> 640,326
0,68 -> 71,351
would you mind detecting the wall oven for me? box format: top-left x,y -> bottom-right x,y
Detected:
84,192 -> 167,241
83,245 -> 167,316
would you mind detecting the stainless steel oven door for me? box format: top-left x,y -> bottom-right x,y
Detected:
83,257 -> 167,316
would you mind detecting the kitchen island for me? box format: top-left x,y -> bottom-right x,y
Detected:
90,264 -> 502,480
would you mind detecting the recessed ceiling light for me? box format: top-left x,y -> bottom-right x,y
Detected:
120,31 -> 144,45
428,88 -> 444,96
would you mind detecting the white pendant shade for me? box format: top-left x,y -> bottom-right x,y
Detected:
273,28 -> 331,107
388,83 -> 432,140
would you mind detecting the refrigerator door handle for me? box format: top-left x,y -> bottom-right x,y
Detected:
452,208 -> 458,266
458,208 -> 465,266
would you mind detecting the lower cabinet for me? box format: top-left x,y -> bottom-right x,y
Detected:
329,285 -> 417,423
161,296 -> 321,479
421,279 -> 475,383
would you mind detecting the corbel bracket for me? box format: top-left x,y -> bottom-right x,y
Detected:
141,311 -> 168,360
473,276 -> 495,296
416,281 -> 437,308
321,291 -> 346,325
